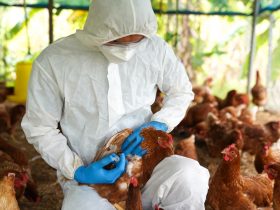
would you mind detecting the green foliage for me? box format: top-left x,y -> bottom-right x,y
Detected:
272,37 -> 280,80
0,0 -> 280,88
241,26 -> 269,78
0,8 -> 42,82
4,9 -> 41,41
67,10 -> 87,29
192,47 -> 226,70
212,79 -> 245,98
241,10 -> 280,81
164,31 -> 175,42
261,0 -> 280,8
208,0 -> 229,11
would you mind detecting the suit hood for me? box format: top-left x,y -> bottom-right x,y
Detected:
76,0 -> 157,46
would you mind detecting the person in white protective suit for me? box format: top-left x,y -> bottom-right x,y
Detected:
21,0 -> 210,209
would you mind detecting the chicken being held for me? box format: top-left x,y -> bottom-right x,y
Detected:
140,128 -> 174,184
0,173 -> 20,210
206,144 -> 273,210
265,162 -> 280,210
88,129 -> 136,204
251,70 -> 267,108
88,127 -> 174,207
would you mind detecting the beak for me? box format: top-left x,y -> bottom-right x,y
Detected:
221,149 -> 227,155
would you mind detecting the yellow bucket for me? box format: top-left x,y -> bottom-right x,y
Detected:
7,61 -> 32,104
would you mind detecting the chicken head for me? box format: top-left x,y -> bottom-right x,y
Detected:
221,144 -> 239,162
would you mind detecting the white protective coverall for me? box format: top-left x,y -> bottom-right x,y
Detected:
21,0 -> 210,209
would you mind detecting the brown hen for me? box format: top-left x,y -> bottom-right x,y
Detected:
178,102 -> 218,128
8,104 -> 26,136
192,77 -> 216,105
151,89 -> 164,114
240,121 -> 280,155
251,70 -> 267,107
175,135 -> 197,160
206,114 -> 244,157
89,127 -> 174,208
265,162 -> 280,210
0,138 -> 40,202
217,90 -> 249,109
206,144 -> 273,210
0,174 -> 20,210
255,141 -> 280,174
0,104 -> 11,133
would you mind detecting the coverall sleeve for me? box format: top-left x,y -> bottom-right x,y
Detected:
21,60 -> 83,179
151,43 -> 194,132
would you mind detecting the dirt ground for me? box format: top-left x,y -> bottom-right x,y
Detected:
6,111 -> 280,210
3,128 -> 63,210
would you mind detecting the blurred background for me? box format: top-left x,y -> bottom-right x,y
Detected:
0,1 -> 280,210
0,0 -> 279,101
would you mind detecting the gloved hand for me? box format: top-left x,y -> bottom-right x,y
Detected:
121,121 -> 168,157
74,153 -> 126,184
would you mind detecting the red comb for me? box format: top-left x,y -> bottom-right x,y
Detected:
223,144 -> 235,153
167,134 -> 173,144
130,176 -> 138,187
229,144 -> 236,149
264,145 -> 269,150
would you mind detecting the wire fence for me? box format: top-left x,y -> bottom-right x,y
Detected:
0,0 -> 279,16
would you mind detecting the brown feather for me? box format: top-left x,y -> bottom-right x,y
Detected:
89,127 -> 174,206
0,174 -> 20,210
206,144 -> 273,210
175,135 -> 198,160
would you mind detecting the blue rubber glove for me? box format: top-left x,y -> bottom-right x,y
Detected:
74,153 -> 126,184
121,121 -> 168,157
